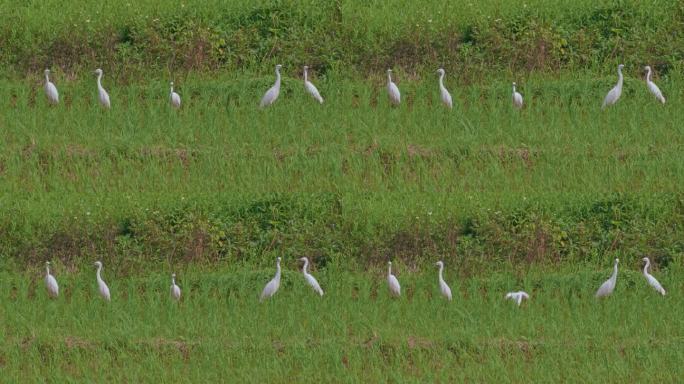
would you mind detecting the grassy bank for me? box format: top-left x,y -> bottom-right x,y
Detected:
1,0 -> 683,77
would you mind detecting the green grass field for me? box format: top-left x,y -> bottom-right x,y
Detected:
2,0 -> 684,382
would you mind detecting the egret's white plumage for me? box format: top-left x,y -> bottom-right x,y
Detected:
436,68 -> 452,109
642,257 -> 666,295
595,258 -> 619,298
260,257 -> 281,301
169,82 -> 181,109
435,261 -> 452,301
303,66 -> 323,104
644,66 -> 665,104
602,64 -> 624,109
44,261 -> 59,298
299,257 -> 324,296
94,69 -> 111,109
386,69 -> 401,106
505,291 -> 529,306
512,82 -> 523,109
260,64 -> 282,108
170,273 -> 181,301
44,69 -> 59,105
387,261 -> 401,297
94,261 -> 111,301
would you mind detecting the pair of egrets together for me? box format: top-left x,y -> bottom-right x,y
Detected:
44,260 -> 182,302
595,257 -> 666,298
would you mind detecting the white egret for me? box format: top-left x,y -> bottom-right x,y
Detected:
505,291 -> 529,306
436,68 -> 452,109
386,69 -> 401,106
595,258 -> 619,298
299,257 -> 324,296
169,82 -> 181,109
512,82 -> 523,109
94,261 -> 111,301
435,261 -> 452,301
387,261 -> 401,297
303,66 -> 323,104
644,66 -> 665,104
642,257 -> 666,295
260,257 -> 281,301
94,69 -> 111,109
260,64 -> 282,108
44,69 -> 59,105
602,64 -> 624,109
170,273 -> 181,301
44,261 -> 59,298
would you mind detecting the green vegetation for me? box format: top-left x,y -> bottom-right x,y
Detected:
1,0 -> 683,381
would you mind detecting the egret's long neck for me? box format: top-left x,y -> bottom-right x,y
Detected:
96,266 -> 103,282
512,84 -> 516,93
45,73 -> 50,83
170,85 -> 174,93
646,68 -> 652,82
438,265 -> 444,281
304,68 -> 308,82
302,260 -> 309,274
275,68 -> 281,86
643,260 -> 650,275
275,261 -> 281,279
611,263 -> 618,280
387,72 -> 392,83
172,276 -> 176,285
97,74 -> 103,89
46,264 -> 50,276
388,264 -> 392,277
617,68 -> 623,86
439,73 -> 445,88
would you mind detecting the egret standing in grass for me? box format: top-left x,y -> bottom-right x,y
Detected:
169,82 -> 181,109
386,69 -> 401,106
44,69 -> 59,105
642,257 -> 666,295
299,257 -> 323,296
505,291 -> 529,306
512,82 -> 523,109
94,261 -> 111,301
387,261 -> 401,297
260,257 -> 281,301
260,64 -> 282,108
170,273 -> 181,301
644,66 -> 665,104
602,64 -> 624,109
435,261 -> 452,301
94,69 -> 111,109
595,258 -> 619,298
303,66 -> 323,104
45,261 -> 59,298
436,68 -> 452,109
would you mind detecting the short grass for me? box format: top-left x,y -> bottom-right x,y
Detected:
2,264 -> 682,382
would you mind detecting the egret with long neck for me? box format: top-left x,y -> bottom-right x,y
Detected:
299,257 -> 324,296
387,261 -> 401,297
386,69 -> 401,106
170,273 -> 181,300
94,261 -> 111,301
642,257 -> 666,295
512,82 -> 523,109
94,69 -> 111,109
45,261 -> 59,298
260,257 -> 282,301
44,69 -> 59,105
602,64 -> 624,109
644,66 -> 665,104
260,64 -> 282,108
169,82 -> 181,108
595,258 -> 619,298
437,68 -> 452,109
435,261 -> 452,301
303,66 -> 324,104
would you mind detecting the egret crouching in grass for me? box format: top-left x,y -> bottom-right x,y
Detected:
260,257 -> 281,301
45,261 -> 59,298
386,69 -> 400,106
94,69 -> 111,109
642,257 -> 666,295
94,261 -> 111,301
595,258 -> 619,298
299,257 -> 323,296
44,69 -> 59,105
505,291 -> 529,306
436,69 -> 452,109
303,66 -> 323,104
170,82 -> 181,109
435,261 -> 452,301
602,64 -> 624,109
260,64 -> 282,108
512,82 -> 523,109
387,261 -> 401,297
170,273 -> 181,301
644,66 -> 665,104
